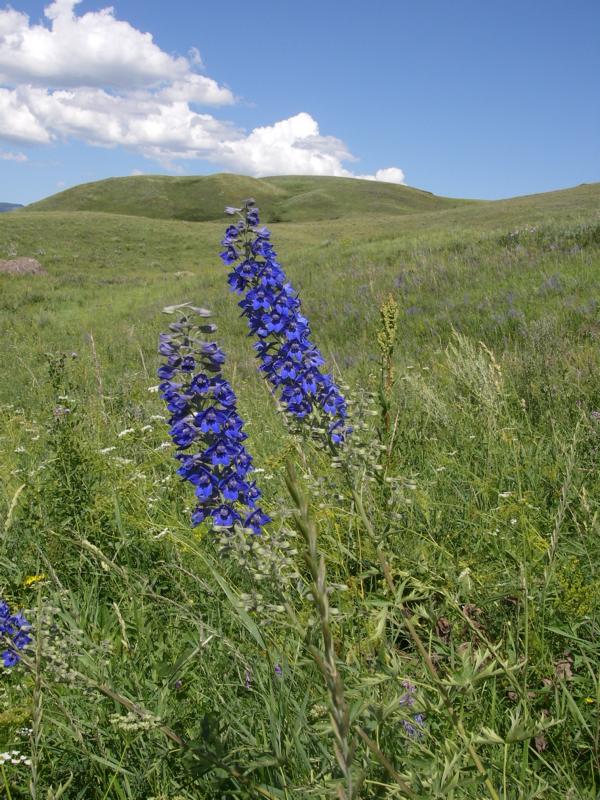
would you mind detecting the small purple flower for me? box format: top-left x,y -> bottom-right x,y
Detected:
402,713 -> 426,740
190,373 -> 211,395
195,407 -> 225,434
212,504 -> 240,528
0,600 -> 32,669
399,679 -> 416,707
244,508 -> 271,534
2,650 -> 18,668
274,663 -> 282,677
192,470 -> 215,501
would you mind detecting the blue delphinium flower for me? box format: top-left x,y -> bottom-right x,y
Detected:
0,599 -> 32,668
219,201 -> 351,446
158,304 -> 270,535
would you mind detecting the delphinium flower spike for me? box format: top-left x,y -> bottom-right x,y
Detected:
220,201 -> 351,446
158,303 -> 270,535
0,598 -> 32,668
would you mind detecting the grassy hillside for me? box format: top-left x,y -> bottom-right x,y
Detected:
1,182 -> 600,798
24,172 -> 472,222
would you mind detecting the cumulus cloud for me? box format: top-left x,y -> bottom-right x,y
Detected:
11,86 -> 238,154
358,167 -> 406,184
0,87 -> 52,143
215,113 -> 356,177
0,0 -> 405,183
0,0 -> 233,100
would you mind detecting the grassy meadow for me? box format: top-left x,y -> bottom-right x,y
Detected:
0,176 -> 599,798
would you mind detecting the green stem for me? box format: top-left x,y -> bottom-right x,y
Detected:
1,764 -> 13,800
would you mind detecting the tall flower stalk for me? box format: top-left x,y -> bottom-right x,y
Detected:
158,303 -> 270,535
220,201 -> 350,446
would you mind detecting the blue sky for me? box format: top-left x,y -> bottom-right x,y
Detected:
1,0 -> 598,204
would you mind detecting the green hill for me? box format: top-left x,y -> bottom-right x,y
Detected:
24,173 -> 472,222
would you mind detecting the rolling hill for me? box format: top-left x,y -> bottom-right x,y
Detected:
24,173 -> 473,222
0,202 -> 23,213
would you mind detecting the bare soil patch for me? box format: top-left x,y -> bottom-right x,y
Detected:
0,257 -> 47,275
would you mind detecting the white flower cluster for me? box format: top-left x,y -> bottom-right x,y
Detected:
109,710 -> 161,733
0,750 -> 31,766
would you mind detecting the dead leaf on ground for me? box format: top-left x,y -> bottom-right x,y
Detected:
554,652 -> 574,681
435,617 -> 451,643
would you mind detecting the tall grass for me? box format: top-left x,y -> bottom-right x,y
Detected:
0,192 -> 599,797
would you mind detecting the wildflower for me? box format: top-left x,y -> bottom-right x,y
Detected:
0,599 -> 32,668
403,713 -> 426,740
23,574 -> 46,588
219,201 -> 350,446
158,306 -> 270,535
399,679 -> 416,706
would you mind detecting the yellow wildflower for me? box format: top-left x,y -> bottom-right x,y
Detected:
23,574 -> 46,588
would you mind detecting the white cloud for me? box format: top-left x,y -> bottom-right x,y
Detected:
215,113 -> 356,177
0,148 -> 27,161
0,0 -> 233,101
358,167 -> 406,184
157,74 -> 234,105
0,87 -> 51,143
0,1 -> 404,184
5,85 -> 238,156
188,47 -> 203,68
